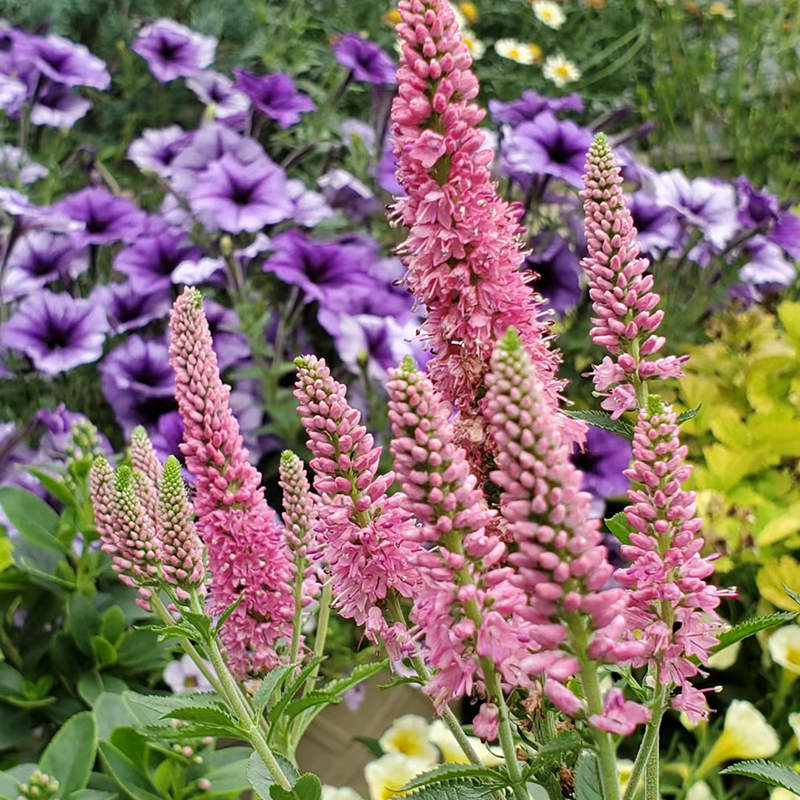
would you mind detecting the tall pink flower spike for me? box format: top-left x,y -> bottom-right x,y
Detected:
391,0 -> 578,462
386,358 -> 530,716
169,287 -> 295,677
485,329 -> 649,735
294,355 -> 419,655
580,133 -> 688,418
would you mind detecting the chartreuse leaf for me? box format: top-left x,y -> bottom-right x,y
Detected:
0,487 -> 66,553
677,406 -> 701,425
268,774 -> 322,800
712,612 -> 797,653
40,711 -> 97,797
722,761 -> 800,794
399,764 -> 500,792
564,410 -> 635,439
604,513 -> 632,547
575,753 -> 602,800
98,741 -> 162,800
252,664 -> 295,718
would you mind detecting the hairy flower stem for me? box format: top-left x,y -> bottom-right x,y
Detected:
622,685 -> 668,800
289,562 -> 305,666
645,730 -> 660,800
567,614 -> 621,800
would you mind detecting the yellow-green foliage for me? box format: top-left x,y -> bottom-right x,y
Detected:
678,301 -> 800,569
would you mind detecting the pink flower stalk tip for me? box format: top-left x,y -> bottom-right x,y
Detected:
130,425 -> 163,489
485,328 -> 648,731
580,133 -> 688,418
294,354 -> 419,654
616,398 -> 728,721
391,0 -> 574,454
386,358 -> 529,714
159,455 -> 206,593
169,287 -> 295,677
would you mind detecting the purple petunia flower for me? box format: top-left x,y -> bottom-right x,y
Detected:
739,237 -> 797,290
769,212 -> 800,261
150,410 -> 185,464
186,152 -> 293,233
571,425 -> 631,500
627,192 -> 683,256
0,145 -> 47,185
132,19 -> 217,83
186,70 -> 249,118
489,89 -> 584,126
93,282 -> 173,334
100,335 -> 176,435
37,403 -> 112,458
30,80 -> 92,128
0,290 -> 108,374
204,299 -> 249,370
375,144 -> 404,196
341,119 -> 377,155
0,188 -> 80,232
262,229 -> 378,306
651,169 -> 738,250
332,32 -> 397,85
20,33 -> 111,89
0,74 -> 27,113
734,176 -> 800,261
55,187 -> 147,246
525,232 -> 582,315
317,168 -> 381,221
500,113 -> 594,189
334,314 -> 417,380
113,228 -> 203,289
3,231 -> 88,300
286,179 -> 336,227
232,69 -> 315,128
127,125 -> 190,177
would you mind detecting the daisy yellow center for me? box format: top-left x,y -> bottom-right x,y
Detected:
508,48 -> 521,59
555,65 -> 570,79
388,731 -> 427,758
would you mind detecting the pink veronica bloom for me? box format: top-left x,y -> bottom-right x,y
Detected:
169,288 -> 295,677
386,360 -> 529,715
485,329 -> 648,730
580,134 -> 688,417
391,0 -> 575,459
294,355 -> 420,654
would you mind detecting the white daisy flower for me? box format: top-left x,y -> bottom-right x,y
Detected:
532,1 -> 566,30
542,53 -> 581,86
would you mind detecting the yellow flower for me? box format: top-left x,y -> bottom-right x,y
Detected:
757,557 -> 800,611
698,700 -> 780,777
322,789 -> 364,800
365,754 -> 432,800
542,53 -> 581,87
789,711 -> 800,744
493,39 -> 542,65
707,639 -> 741,670
459,1 -> 479,23
686,782 -> 715,800
708,1 -> 735,20
382,10 -> 402,26
617,760 -> 638,795
461,30 -> 486,60
379,715 -> 438,763
772,790 -> 800,800
768,626 -> 800,675
532,1 -> 567,29
428,719 -> 503,767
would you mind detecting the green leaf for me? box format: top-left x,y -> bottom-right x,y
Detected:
151,760 -> 179,797
399,764 -> 500,792
252,664 -> 294,718
354,737 -> 384,759
98,741 -> 163,800
0,487 -> 66,553
322,661 -> 388,698
28,468 -> 78,510
722,760 -> 800,794
0,535 -> 13,573
91,636 -> 118,667
40,711 -> 97,797
126,692 -> 230,718
161,706 -> 244,736
247,753 -> 282,799
604,512 -> 632,547
66,790 -> 118,800
69,594 -> 101,655
677,406 -> 701,425
78,674 -> 128,707
784,585 -> 800,608
93,694 -> 138,741
0,770 -> 22,800
268,774 -> 321,800
377,675 -> 423,690
109,729 -> 148,770
712,612 -> 797,653
100,607 -> 127,646
267,657 -> 325,731
282,693 -> 339,720
402,782 -> 487,800
575,753 -> 602,800
522,732 -> 584,779
213,595 -> 244,636
564,411 -> 634,440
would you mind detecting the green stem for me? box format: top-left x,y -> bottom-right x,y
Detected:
289,556 -> 306,666
644,728 -> 660,800
622,685 -> 668,800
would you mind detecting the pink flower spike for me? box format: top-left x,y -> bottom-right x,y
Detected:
472,703 -> 500,742
589,688 -> 651,735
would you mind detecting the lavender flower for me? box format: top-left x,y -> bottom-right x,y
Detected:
0,74 -> 27,113
0,145 -> 47,184
501,113 -> 594,188
525,233 -> 582,315
163,654 -> 214,693
55,188 -> 147,246
0,290 -> 108,374
114,229 -> 202,289
127,125 -> 189,177
186,70 -> 249,118
739,237 -> 797,290
151,411 -> 185,464
317,168 -> 381,221
571,426 -> 632,501
100,336 -> 176,435
93,282 -> 173,334
332,32 -> 397,85
489,89 -> 584,126
334,314 -> 418,380
132,19 -> 217,83
734,176 -> 800,260
0,188 -> 78,231
20,33 -> 111,89
232,70 -> 315,128
204,299 -> 250,370
627,192 -> 683,256
286,179 -> 336,227
3,232 -> 88,300
30,81 -> 92,128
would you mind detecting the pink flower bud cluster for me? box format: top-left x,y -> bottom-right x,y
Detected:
485,330 -> 648,734
294,355 -> 419,655
616,401 -> 729,721
130,427 -> 161,534
391,0 -> 570,451
169,288 -> 295,677
580,134 -> 688,418
386,360 -> 530,713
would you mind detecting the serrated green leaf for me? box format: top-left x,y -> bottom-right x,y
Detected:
214,595 -> 244,636
161,706 -> 244,736
252,664 -> 295,718
677,406 -> 701,425
267,657 -> 325,734
126,692 -> 229,716
0,487 -> 66,553
575,753 -> 602,800
522,732 -> 584,780
784,585 -> 800,608
604,513 -> 632,547
322,661 -> 387,697
712,612 -> 797,652
403,781 -> 488,800
282,692 -> 339,720
722,760 -> 800,794
40,711 -> 97,797
268,774 -> 321,800
140,723 -> 239,741
378,675 -> 423,690
246,753 -> 299,799
399,764 -> 500,792
564,411 -> 635,439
